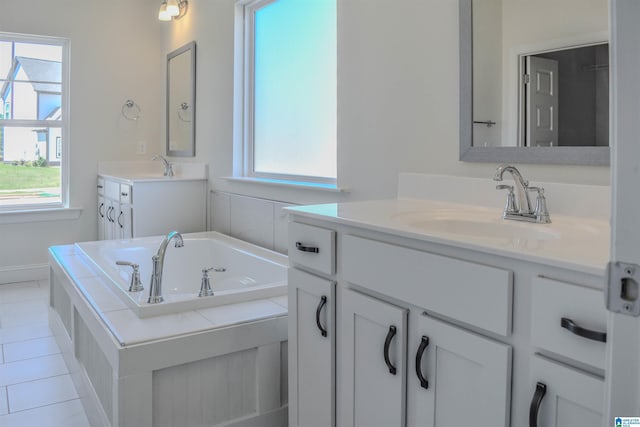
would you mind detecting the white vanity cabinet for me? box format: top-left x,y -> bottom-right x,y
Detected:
97,175 -> 206,240
288,222 -> 337,427
340,289 -> 512,427
528,276 -> 607,427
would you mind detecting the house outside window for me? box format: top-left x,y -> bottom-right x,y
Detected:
0,33 -> 68,209
235,0 -> 337,185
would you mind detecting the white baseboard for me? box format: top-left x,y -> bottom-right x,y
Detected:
0,263 -> 49,284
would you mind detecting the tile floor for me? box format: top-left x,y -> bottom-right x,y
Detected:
0,280 -> 91,426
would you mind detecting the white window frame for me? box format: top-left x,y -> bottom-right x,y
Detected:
0,32 -> 70,211
233,0 -> 337,186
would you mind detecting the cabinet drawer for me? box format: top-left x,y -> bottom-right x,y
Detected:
97,177 -> 105,195
119,184 -> 132,204
104,180 -> 120,200
529,355 -> 603,427
531,277 -> 606,369
342,235 -> 512,336
288,222 -> 336,276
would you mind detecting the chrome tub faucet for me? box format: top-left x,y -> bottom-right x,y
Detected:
493,164 -> 551,224
148,231 -> 184,304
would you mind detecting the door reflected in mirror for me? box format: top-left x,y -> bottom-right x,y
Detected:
460,0 -> 610,165
166,41 -> 196,157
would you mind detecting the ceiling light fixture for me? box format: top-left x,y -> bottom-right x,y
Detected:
158,0 -> 188,21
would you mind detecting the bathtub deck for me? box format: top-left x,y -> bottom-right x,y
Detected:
48,243 -> 289,427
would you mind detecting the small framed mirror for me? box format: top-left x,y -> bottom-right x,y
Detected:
459,0 -> 610,165
166,41 -> 196,157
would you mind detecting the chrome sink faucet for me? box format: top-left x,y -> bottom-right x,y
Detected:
152,154 -> 174,177
493,164 -> 551,224
148,231 -> 184,304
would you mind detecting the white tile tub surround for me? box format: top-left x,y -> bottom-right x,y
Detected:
211,191 -> 294,254
48,231 -> 289,427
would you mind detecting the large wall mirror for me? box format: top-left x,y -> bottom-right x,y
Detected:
459,0 -> 610,165
167,41 -> 196,157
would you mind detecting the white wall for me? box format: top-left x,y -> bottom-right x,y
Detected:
161,0 -> 609,209
0,0 -> 163,278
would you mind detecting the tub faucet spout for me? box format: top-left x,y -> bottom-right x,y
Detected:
148,231 -> 184,304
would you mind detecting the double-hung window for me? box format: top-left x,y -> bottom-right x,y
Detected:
0,33 -> 69,210
237,0 -> 337,185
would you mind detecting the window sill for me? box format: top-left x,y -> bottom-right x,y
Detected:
223,177 -> 347,193
0,207 -> 83,225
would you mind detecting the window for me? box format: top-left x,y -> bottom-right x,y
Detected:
236,0 -> 337,184
0,33 -> 68,209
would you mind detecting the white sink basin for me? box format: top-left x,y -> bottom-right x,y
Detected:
407,218 -> 559,242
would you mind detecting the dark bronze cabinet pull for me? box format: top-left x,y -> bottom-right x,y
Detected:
560,317 -> 607,343
383,325 -> 397,375
315,296 -> 328,337
296,242 -> 319,253
529,382 -> 547,427
99,202 -> 104,218
415,335 -> 430,389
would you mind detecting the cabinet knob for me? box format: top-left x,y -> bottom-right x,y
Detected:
529,382 -> 547,427
296,242 -> 320,253
315,295 -> 328,337
415,335 -> 430,389
383,325 -> 397,375
560,317 -> 607,343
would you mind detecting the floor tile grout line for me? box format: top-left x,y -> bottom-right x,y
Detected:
5,396 -> 81,416
3,348 -> 62,365
2,333 -> 59,349
2,371 -> 71,389
3,385 -> 7,415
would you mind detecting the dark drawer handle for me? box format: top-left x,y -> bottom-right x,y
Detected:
383,325 -> 397,375
529,382 -> 547,427
415,335 -> 429,389
118,211 -> 124,228
296,242 -> 319,253
99,202 -> 104,218
121,192 -> 129,197
560,317 -> 607,343
315,295 -> 328,337
97,184 -> 104,189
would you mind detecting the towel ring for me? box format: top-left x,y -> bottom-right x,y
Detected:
177,102 -> 191,122
122,99 -> 141,121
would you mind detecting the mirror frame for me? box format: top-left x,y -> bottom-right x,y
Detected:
166,41 -> 196,157
459,0 -> 610,166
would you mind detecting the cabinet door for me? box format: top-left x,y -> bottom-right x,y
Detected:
408,314 -> 512,427
529,355 -> 603,427
339,288 -> 408,427
98,195 -> 106,240
116,204 -> 132,239
288,268 -> 336,427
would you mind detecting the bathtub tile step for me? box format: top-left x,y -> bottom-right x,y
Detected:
101,309 -> 214,345
197,300 -> 287,327
76,276 -> 128,313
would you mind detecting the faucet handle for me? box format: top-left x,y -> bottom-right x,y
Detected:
199,267 -> 216,297
116,261 -> 144,292
526,187 -> 551,224
496,184 -> 518,214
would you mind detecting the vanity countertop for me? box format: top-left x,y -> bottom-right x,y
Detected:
99,172 -> 206,183
287,198 -> 610,277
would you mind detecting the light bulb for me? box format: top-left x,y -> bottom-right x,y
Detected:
166,0 -> 180,17
158,2 -> 172,21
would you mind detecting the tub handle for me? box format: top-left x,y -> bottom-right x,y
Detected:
116,261 -> 143,292
315,295 -> 328,337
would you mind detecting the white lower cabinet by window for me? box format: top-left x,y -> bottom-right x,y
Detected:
528,355 -> 604,427
288,268 -> 336,427
339,288 -> 512,427
97,175 -> 206,240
